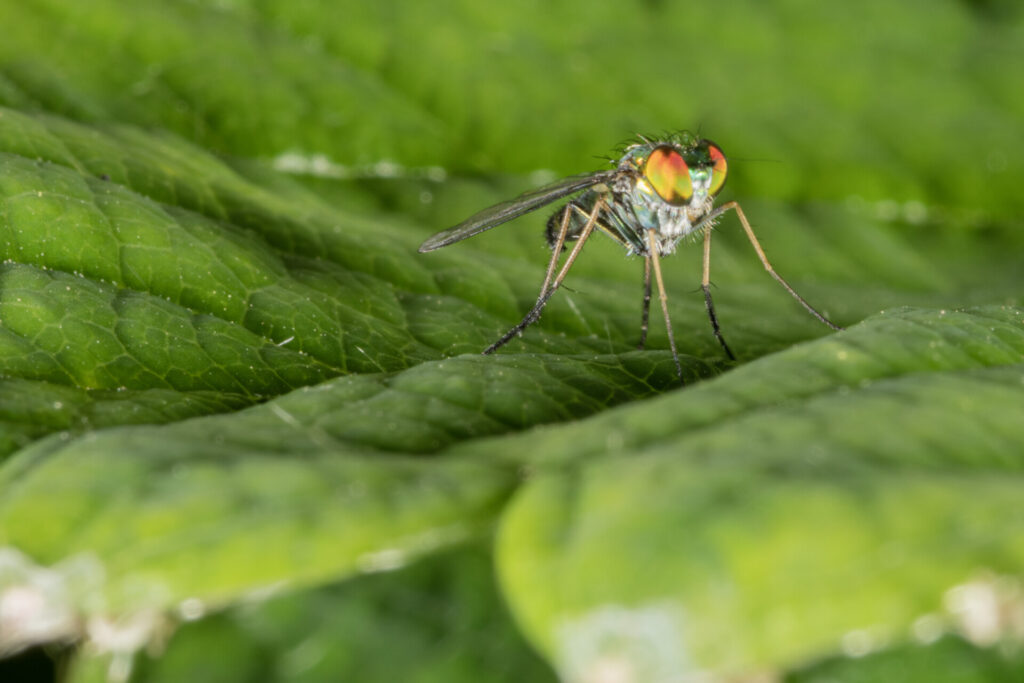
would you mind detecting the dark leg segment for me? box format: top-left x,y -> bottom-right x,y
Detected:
693,201 -> 843,331
701,227 -> 735,360
638,256 -> 652,350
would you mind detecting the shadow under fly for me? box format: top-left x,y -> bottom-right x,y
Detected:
419,133 -> 841,383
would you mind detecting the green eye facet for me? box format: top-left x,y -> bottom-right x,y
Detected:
707,142 -> 728,196
644,146 -> 693,206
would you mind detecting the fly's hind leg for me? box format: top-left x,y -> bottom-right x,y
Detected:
483,196 -> 607,354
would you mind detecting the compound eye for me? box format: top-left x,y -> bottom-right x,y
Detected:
644,146 -> 693,206
707,142 -> 728,196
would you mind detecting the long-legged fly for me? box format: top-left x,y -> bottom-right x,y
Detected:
419,133 -> 841,383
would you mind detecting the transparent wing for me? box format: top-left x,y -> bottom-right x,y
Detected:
418,170 -> 617,252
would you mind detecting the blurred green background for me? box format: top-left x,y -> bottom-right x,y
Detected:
1,1 -> 1023,681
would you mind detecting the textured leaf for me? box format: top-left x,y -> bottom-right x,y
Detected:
0,350 -> 684,661
0,1 -> 1022,682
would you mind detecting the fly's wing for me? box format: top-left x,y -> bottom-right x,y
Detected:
418,170 -> 617,252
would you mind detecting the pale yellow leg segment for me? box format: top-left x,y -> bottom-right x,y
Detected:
720,200 -> 842,330
539,205 -> 571,298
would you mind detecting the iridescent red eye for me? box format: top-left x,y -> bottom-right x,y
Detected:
644,146 -> 693,206
707,142 -> 728,196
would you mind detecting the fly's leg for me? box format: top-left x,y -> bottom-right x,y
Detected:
647,230 -> 684,384
702,227 -> 736,360
695,201 -> 843,331
538,203 -> 572,298
638,256 -> 652,350
483,196 -> 606,355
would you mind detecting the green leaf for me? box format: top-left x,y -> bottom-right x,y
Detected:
81,544 -> 558,683
1,1 -> 1023,681
0,425 -> 512,616
495,307 -> 1024,677
785,636 -> 1024,683
0,350 -> 682,643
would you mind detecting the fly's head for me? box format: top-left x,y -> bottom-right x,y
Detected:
616,135 -> 729,241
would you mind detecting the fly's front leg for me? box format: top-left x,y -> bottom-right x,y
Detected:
694,201 -> 843,331
647,230 -> 684,384
702,227 -> 735,360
